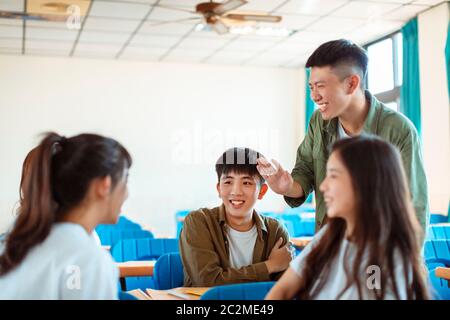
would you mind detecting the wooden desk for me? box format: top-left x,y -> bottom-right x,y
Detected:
117,260 -> 156,277
117,260 -> 156,291
435,267 -> 450,281
291,236 -> 313,249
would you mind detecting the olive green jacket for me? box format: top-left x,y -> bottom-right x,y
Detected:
179,204 -> 289,287
285,91 -> 429,232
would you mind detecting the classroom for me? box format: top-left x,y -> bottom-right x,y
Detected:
0,0 -> 449,302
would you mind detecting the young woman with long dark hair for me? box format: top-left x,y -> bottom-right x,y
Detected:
0,132 -> 132,299
266,136 -> 429,299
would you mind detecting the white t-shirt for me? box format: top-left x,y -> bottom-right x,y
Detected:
290,225 -> 411,299
226,224 -> 257,269
338,121 -> 351,139
0,223 -> 119,300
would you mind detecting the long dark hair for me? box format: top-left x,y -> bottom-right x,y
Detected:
0,132 -> 132,276
296,136 -> 429,299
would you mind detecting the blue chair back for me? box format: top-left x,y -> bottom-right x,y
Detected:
200,281 -> 276,300
96,229 -> 154,246
153,253 -> 184,290
430,214 -> 449,225
427,224 -> 450,240
111,238 -> 179,262
118,291 -> 138,300
423,239 -> 450,299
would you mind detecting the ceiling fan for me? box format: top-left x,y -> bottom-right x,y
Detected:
189,0 -> 283,35
0,0 -> 283,35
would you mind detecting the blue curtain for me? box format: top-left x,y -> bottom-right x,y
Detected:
304,68 -> 315,204
445,21 -> 450,98
304,68 -> 315,133
400,18 -> 422,136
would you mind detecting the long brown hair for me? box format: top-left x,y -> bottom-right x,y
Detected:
0,132 -> 132,276
296,135 -> 429,299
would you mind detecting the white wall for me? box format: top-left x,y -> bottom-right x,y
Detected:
418,2 -> 450,214
0,55 -> 302,236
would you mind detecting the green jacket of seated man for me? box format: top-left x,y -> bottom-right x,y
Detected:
179,147 -> 292,287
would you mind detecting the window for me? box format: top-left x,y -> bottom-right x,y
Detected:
365,32 -> 402,111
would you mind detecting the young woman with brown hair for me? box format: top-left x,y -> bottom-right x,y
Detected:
266,136 -> 429,300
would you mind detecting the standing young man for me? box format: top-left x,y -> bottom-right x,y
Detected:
257,39 -> 428,232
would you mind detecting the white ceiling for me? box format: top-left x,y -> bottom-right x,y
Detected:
0,0 -> 446,67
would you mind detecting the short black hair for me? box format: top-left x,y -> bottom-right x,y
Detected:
306,39 -> 368,88
215,147 -> 264,184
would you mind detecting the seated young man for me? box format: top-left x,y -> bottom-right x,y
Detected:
179,147 -> 293,287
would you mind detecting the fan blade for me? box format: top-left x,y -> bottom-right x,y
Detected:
213,0 -> 247,16
226,13 -> 282,23
212,17 -> 229,35
146,17 -> 201,27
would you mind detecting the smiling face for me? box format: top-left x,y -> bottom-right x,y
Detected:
319,151 -> 356,227
309,66 -> 354,121
217,171 -> 267,222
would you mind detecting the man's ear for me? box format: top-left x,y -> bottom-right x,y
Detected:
347,74 -> 361,94
216,182 -> 222,199
258,183 -> 269,200
94,176 -> 112,199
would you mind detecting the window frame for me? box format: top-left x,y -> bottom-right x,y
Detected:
364,31 -> 402,110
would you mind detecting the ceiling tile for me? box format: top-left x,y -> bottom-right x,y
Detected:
147,6 -> 198,22
78,30 -> 131,44
332,1 -> 401,19
0,47 -> 21,54
25,20 -> 77,29
74,42 -> 122,56
267,40 -> 316,55
347,20 -> 404,45
163,48 -> 213,62
356,0 -> 411,3
272,13 -> 318,30
26,39 -> 73,51
83,16 -> 141,32
290,29 -> 345,44
306,16 -> 366,33
220,38 -> 276,52
26,49 -> 70,57
176,35 -> 229,50
191,29 -> 238,39
411,0 -> 444,5
0,37 -> 21,48
277,0 -> 349,16
0,17 -> 22,27
89,1 -> 150,19
26,27 -> 79,41
140,21 -> 195,35
0,25 -> 22,38
384,4 -> 429,21
240,0 -> 287,12
129,33 -> 181,47
0,0 -> 24,11
159,0 -> 202,8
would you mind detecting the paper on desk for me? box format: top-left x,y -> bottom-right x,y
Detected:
182,287 -> 210,296
127,289 -> 152,300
